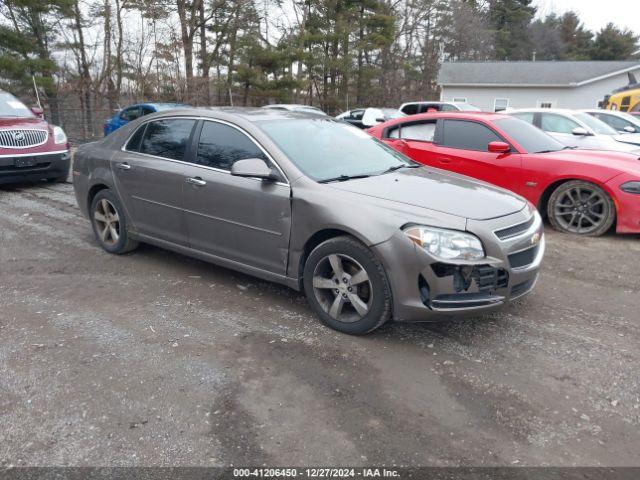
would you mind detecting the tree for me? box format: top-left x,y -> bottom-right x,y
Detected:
527,13 -> 564,60
0,0 -> 73,124
591,23 -> 639,60
559,11 -> 592,60
489,0 -> 536,60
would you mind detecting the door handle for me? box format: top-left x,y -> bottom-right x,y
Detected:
186,176 -> 206,186
116,162 -> 131,170
439,158 -> 452,164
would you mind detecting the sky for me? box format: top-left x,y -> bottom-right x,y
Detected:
533,0 -> 640,35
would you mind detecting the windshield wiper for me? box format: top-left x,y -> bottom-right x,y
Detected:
536,146 -> 577,154
380,163 -> 420,174
317,173 -> 374,184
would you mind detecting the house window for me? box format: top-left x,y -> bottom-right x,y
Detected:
537,100 -> 555,108
452,97 -> 467,103
494,98 -> 509,112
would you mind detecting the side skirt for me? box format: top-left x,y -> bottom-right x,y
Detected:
132,232 -> 301,291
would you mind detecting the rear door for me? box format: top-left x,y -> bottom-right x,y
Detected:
431,119 -> 523,194
181,120 -> 292,275
112,118 -> 197,246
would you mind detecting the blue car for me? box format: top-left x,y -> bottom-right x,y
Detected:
103,102 -> 189,136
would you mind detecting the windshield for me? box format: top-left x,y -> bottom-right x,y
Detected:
259,118 -> 415,182
574,112 -> 618,135
613,111 -> 640,124
455,103 -> 481,112
493,117 -> 566,153
0,93 -> 34,118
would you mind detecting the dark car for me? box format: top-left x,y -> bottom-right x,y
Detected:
0,91 -> 70,185
73,108 -> 543,334
104,102 -> 189,136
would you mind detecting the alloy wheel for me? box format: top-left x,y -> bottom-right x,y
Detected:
93,198 -> 120,246
312,253 -> 373,323
553,185 -> 607,234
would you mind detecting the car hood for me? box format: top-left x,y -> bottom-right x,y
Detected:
613,133 -> 640,147
0,116 -> 49,130
543,149 -> 640,176
326,167 -> 527,221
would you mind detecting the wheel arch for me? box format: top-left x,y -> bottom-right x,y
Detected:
537,177 -> 619,223
297,228 -> 372,286
87,183 -> 111,214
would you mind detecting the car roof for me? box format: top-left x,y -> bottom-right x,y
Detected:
378,111 -> 511,126
147,106 -> 328,123
581,109 -> 631,116
509,108 -> 577,115
400,101 -> 459,106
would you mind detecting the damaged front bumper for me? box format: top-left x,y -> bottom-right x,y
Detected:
373,208 -> 544,322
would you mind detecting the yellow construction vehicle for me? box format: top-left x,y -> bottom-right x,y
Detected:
601,72 -> 640,113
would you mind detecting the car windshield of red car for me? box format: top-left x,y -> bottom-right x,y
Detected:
0,93 -> 34,118
493,117 -> 566,154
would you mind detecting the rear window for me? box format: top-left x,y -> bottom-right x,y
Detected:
401,104 -> 419,115
139,119 -> 196,161
125,124 -> 147,151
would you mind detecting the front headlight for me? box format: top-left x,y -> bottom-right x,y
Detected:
620,181 -> 640,194
404,225 -> 485,261
53,126 -> 67,144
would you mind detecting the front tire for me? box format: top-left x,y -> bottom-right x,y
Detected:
90,189 -> 138,254
547,180 -> 615,236
303,236 -> 392,335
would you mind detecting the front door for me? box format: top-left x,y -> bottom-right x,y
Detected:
182,120 -> 292,275
112,118 -> 197,246
433,119 -> 523,194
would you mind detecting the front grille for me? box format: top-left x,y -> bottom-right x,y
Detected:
495,216 -> 535,240
0,129 -> 48,149
0,162 -> 51,172
508,245 -> 539,269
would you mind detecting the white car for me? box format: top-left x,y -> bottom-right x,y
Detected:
399,101 -> 481,115
336,107 -> 405,129
508,108 -> 640,152
582,109 -> 640,134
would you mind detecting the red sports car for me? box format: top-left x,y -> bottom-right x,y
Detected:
368,112 -> 640,236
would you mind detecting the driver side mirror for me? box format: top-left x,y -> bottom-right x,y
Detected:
571,127 -> 590,136
31,106 -> 44,118
623,126 -> 636,133
231,158 -> 279,181
488,141 -> 510,153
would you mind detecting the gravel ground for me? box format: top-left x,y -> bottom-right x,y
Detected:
0,181 -> 639,467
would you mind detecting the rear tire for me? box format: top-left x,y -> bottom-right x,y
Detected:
547,180 -> 615,236
90,189 -> 138,254
303,236 -> 392,335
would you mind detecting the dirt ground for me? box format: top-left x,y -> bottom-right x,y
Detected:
1,181 -> 639,467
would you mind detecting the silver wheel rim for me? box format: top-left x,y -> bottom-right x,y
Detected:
553,186 -> 607,234
93,198 -> 120,246
312,253 -> 373,323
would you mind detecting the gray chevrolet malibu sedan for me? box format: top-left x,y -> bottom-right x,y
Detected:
73,108 -> 544,334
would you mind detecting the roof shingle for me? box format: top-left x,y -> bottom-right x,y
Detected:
438,61 -> 640,86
